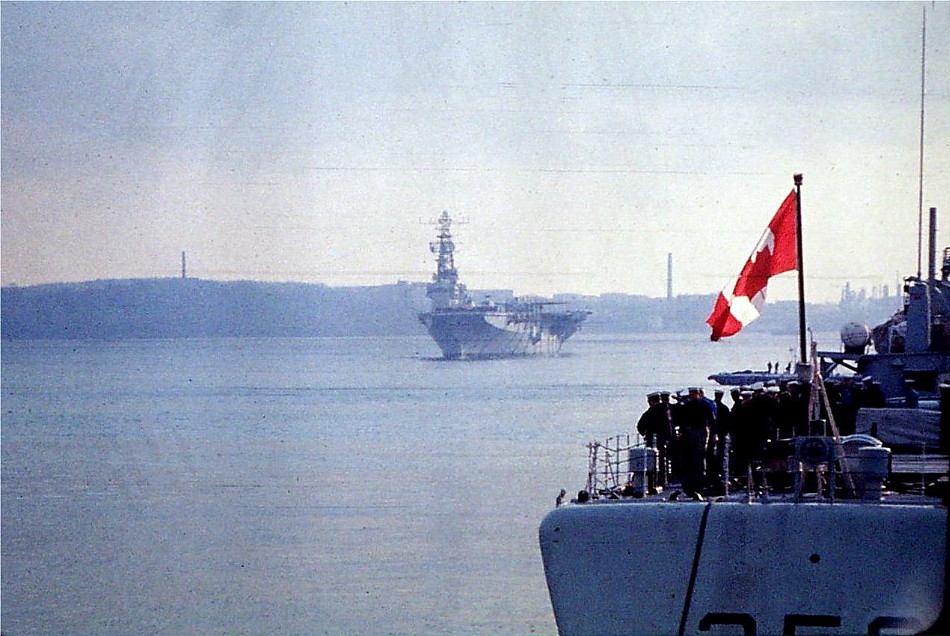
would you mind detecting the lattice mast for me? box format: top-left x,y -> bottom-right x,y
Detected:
426,210 -> 468,310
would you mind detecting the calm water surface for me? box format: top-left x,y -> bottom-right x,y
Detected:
2,333 -> 815,634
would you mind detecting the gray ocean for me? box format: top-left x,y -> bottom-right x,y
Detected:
2,332 -> 811,635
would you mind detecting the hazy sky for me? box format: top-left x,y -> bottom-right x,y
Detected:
2,1 -> 948,301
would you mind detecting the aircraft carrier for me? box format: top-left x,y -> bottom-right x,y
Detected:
418,211 -> 590,359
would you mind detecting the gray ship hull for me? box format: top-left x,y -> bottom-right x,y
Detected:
419,308 -> 587,359
540,500 -> 946,635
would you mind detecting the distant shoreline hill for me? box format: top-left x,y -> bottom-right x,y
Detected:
1,277 -> 900,341
0,278 -> 423,340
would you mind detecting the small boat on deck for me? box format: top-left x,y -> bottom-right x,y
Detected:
707,369 -> 798,386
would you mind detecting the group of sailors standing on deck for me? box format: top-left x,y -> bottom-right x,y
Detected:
636,376 -> 892,499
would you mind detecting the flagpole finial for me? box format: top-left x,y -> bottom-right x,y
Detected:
794,173 -> 803,186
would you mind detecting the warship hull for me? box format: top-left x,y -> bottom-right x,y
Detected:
540,501 -> 946,635
419,308 -> 588,359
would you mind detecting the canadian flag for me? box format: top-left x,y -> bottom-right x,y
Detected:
706,190 -> 799,341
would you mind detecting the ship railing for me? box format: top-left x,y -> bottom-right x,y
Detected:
581,433 -> 949,502
888,442 -> 950,495
585,433 -> 647,496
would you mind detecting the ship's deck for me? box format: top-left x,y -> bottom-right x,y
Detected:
575,487 -> 945,507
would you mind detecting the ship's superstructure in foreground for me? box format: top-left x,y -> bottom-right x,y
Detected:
539,212 -> 950,635
418,211 -> 589,359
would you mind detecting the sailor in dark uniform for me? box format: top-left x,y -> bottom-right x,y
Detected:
729,389 -> 754,482
637,391 -> 673,486
787,380 -> 811,436
708,389 -> 730,489
659,390 -> 677,483
637,392 -> 661,447
677,387 -> 714,499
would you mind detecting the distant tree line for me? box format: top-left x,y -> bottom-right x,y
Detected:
0,278 -> 901,340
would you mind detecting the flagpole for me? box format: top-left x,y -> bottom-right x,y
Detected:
794,173 -> 807,363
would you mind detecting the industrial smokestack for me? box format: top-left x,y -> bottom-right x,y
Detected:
667,253 -> 673,300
